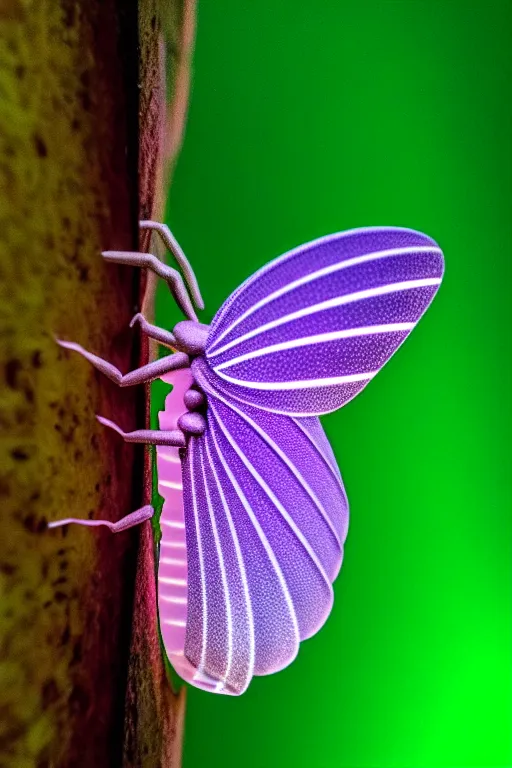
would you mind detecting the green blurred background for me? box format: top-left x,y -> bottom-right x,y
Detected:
154,1 -> 512,766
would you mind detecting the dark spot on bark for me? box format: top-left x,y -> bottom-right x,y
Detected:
42,678 -> 59,707
54,591 -> 67,604
105,473 -> 112,487
151,15 -> 157,30
59,560 -> 68,571
0,562 -> 16,576
74,449 -> 83,461
23,385 -> 34,404
57,406 -> 65,419
60,624 -> 70,645
41,558 -> 49,579
79,70 -> 90,89
0,721 -> 26,753
69,682 -> 90,715
24,590 -> 34,600
11,447 -> 29,461
22,514 -> 33,531
71,118 -> 80,132
62,1 -> 75,27
23,514 -> 46,534
31,350 -> 42,368
15,407 -> 29,425
94,482 -> 100,492
78,265 -> 89,282
43,600 -> 52,609
15,64 -> 25,79
80,89 -> 91,111
91,434 -> 99,450
71,640 -> 82,664
52,576 -> 67,586
49,401 -> 58,409
5,358 -> 21,388
30,490 -> 41,502
60,426 -> 76,444
33,134 -> 48,157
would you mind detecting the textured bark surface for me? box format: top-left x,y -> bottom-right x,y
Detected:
0,1 -> 192,766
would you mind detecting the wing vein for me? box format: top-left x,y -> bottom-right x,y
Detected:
188,439 -> 208,682
209,400 -> 334,593
208,243 -> 442,353
208,278 -> 441,359
208,413 -> 301,652
291,417 -> 345,491
198,440 -> 233,691
215,370 -> 376,391
210,391 -> 342,548
204,433 -> 256,693
214,322 -> 415,371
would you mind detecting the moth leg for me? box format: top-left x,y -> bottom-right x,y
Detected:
56,338 -> 189,386
139,220 -> 204,310
102,249 -> 198,321
129,312 -> 176,348
96,415 -> 186,447
48,504 -> 154,533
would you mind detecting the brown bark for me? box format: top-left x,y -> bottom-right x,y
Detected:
0,1 -> 194,766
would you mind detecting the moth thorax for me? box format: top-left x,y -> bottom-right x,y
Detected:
173,320 -> 210,356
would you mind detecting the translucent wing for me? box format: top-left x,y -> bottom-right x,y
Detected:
179,358 -> 348,695
205,227 -> 444,415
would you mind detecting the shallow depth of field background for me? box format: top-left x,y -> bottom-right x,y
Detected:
153,2 -> 512,766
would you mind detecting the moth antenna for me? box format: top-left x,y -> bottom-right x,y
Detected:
140,220 -> 205,311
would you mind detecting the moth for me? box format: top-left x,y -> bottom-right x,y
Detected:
50,220 -> 444,695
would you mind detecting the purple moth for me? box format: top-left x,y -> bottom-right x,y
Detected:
50,220 -> 444,695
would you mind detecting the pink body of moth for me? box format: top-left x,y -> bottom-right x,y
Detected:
157,368 -> 219,691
